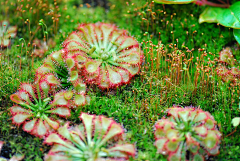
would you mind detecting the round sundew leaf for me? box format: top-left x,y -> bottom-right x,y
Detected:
216,2 -> 240,29
100,23 -> 115,48
99,67 -> 110,88
85,61 -> 101,73
178,110 -> 189,122
23,119 -> 37,132
12,113 -> 31,124
193,112 -> 207,123
194,126 -> 207,136
70,70 -> 78,81
74,82 -> 86,94
119,64 -> 139,75
108,144 -> 136,157
76,54 -> 87,63
44,154 -> 70,161
80,113 -> 94,143
20,83 -> 35,98
189,143 -> 199,154
116,52 -> 140,65
208,145 -> 220,155
99,123 -> 124,147
47,74 -> 60,85
11,106 -> 30,114
204,131 -> 217,149
3,39 -> 10,47
45,133 -> 69,145
10,94 -> 24,104
166,140 -> 180,152
49,107 -> 71,117
37,119 -> 47,136
64,91 -> 73,100
232,117 -> 240,127
166,129 -> 178,139
155,128 -> 166,138
36,66 -> 52,74
233,29 -> 240,44
44,115 -> 60,130
199,7 -> 224,24
168,153 -> 181,161
40,81 -> 50,96
155,138 -> 168,152
74,94 -> 85,106
205,119 -> 215,129
51,50 -> 64,62
115,67 -> 130,83
116,37 -> 139,53
53,95 -> 68,106
193,154 -> 204,161
66,57 -> 75,69
106,65 -> 122,85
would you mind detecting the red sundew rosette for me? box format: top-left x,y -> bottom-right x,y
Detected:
219,47 -> 234,65
154,107 -> 222,161
44,113 -> 136,161
63,23 -> 143,89
36,49 -> 90,108
10,82 -> 71,138
0,20 -> 17,48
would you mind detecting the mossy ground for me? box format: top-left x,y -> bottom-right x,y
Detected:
0,0 -> 240,160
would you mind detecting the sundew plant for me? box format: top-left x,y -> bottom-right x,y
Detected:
0,0 -> 240,160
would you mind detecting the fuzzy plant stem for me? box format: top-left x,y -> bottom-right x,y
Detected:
194,0 -> 230,8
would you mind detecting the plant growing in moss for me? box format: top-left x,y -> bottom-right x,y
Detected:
10,77 -> 72,138
44,113 -> 136,161
154,106 -> 221,161
32,38 -> 56,58
216,47 -> 239,85
0,21 -> 17,48
36,49 -> 90,108
63,23 -> 143,89
0,141 -> 24,161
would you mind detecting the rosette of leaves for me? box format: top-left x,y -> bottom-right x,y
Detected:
199,1 -> 240,44
0,21 -> 17,48
154,106 -> 221,161
216,47 -> 240,84
10,78 -> 72,138
0,141 -> 24,161
44,113 -> 136,161
63,23 -> 143,89
36,49 -> 90,108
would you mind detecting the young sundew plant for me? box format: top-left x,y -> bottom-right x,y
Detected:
154,106 -> 221,161
36,49 -> 90,108
0,20 -> 17,48
216,47 -> 240,85
44,113 -> 136,161
63,23 -> 143,89
9,77 -> 72,138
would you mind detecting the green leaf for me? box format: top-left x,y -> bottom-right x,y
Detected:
233,29 -> 240,44
231,117 -> 240,127
154,0 -> 196,4
199,7 -> 224,24
216,1 -> 240,29
193,154 -> 204,161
